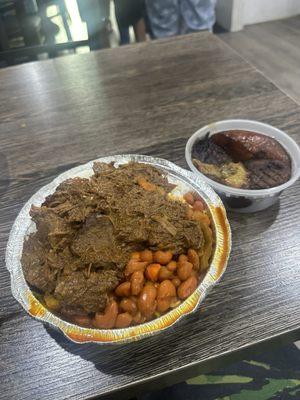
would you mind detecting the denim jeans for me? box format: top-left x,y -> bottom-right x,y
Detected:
146,0 -> 216,38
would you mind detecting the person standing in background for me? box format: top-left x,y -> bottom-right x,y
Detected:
145,0 -> 216,39
77,0 -> 111,50
114,0 -> 146,45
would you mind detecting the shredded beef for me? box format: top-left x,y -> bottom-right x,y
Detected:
54,271 -> 119,313
22,162 -> 204,314
22,236 -> 57,292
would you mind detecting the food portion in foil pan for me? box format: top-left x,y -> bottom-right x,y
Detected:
22,162 -> 213,329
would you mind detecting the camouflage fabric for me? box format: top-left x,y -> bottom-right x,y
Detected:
142,344 -> 300,400
145,0 -> 216,38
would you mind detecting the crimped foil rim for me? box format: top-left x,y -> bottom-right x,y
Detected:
6,155 -> 231,345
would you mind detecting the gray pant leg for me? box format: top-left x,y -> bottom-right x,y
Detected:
146,0 -> 180,38
180,0 -> 216,33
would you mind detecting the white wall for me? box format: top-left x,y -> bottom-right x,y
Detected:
216,0 -> 244,31
243,0 -> 300,25
216,0 -> 300,32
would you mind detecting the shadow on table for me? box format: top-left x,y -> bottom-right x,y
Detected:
227,200 -> 280,236
44,312 -> 204,377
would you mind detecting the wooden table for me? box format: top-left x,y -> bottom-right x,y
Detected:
0,33 -> 299,400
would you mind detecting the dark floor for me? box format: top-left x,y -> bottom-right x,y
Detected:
219,15 -> 300,105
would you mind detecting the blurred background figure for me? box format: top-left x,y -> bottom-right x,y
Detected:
37,0 -> 61,46
146,0 -> 216,39
77,0 -> 111,49
114,0 -> 146,45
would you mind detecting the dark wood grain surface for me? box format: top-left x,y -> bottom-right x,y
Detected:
220,15 -> 300,105
0,33 -> 299,400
